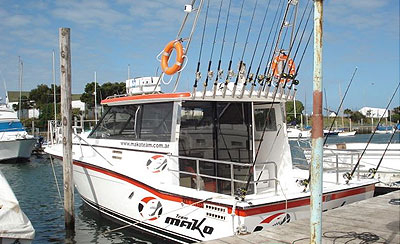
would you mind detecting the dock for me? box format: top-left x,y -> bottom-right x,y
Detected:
203,190 -> 400,243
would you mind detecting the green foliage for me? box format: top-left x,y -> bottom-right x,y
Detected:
81,82 -> 125,108
350,111 -> 366,123
344,108 -> 352,117
286,100 -> 304,125
391,106 -> 400,123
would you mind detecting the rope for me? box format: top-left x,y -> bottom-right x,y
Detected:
103,197 -> 214,235
49,155 -> 63,203
292,231 -> 387,244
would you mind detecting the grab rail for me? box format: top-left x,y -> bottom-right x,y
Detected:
167,154 -> 278,196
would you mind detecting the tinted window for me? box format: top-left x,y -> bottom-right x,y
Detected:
254,108 -> 277,131
89,102 -> 173,142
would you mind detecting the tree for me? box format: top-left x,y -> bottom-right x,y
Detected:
350,111 -> 366,123
391,106 -> 400,123
286,100 -> 304,125
81,81 -> 126,109
29,84 -> 52,106
344,108 -> 353,117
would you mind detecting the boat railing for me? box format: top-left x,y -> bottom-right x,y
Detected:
47,118 -> 98,145
167,154 -> 278,196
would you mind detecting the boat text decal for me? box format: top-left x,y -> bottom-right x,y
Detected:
165,214 -> 214,238
120,141 -> 170,149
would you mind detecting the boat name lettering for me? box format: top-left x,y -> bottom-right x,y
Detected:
165,217 -> 214,238
120,141 -> 169,149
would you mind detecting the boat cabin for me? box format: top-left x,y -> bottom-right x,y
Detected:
89,88 -> 292,197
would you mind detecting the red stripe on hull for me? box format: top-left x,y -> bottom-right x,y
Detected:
73,160 -> 375,217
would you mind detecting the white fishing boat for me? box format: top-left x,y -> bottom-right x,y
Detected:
0,105 -> 36,163
303,142 -> 400,187
45,0 -> 377,242
337,130 -> 356,137
287,127 -> 311,139
0,170 -> 35,243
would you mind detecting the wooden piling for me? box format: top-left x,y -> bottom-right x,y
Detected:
59,27 -> 75,231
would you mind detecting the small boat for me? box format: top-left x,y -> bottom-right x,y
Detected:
374,126 -> 395,134
323,129 -> 340,136
0,105 -> 36,163
0,170 -> 35,243
287,127 -> 311,139
338,130 -> 356,137
303,142 -> 400,187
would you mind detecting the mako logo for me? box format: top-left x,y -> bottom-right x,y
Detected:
146,155 -> 168,173
165,214 -> 214,238
138,197 -> 163,221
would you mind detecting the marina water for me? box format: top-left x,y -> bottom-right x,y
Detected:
1,133 -> 398,243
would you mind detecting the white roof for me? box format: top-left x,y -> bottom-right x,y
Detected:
0,170 -> 35,240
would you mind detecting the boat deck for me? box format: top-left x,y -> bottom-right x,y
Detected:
203,190 -> 400,243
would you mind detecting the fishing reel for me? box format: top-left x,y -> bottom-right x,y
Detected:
292,79 -> 300,85
217,69 -> 224,79
195,71 -> 202,81
257,74 -> 265,85
207,70 -> 214,79
367,168 -> 377,178
296,178 -> 309,187
343,172 -> 352,183
235,188 -> 247,201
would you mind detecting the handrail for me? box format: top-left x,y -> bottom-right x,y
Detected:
167,153 -> 278,196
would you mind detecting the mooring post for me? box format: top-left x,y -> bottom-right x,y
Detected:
59,27 -> 75,232
310,0 -> 323,244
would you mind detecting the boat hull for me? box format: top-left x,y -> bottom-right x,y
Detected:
0,138 -> 36,163
68,158 -> 375,243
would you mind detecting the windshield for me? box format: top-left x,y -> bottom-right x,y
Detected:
88,102 -> 173,142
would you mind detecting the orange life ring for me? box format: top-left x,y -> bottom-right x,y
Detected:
271,54 -> 296,82
161,40 -> 185,75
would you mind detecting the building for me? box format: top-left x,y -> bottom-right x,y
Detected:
6,91 -> 85,118
358,107 -> 388,118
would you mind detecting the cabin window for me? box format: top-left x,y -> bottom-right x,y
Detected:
254,108 -> 277,131
178,101 -> 253,195
88,102 -> 173,142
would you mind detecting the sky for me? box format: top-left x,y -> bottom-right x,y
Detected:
0,0 -> 399,113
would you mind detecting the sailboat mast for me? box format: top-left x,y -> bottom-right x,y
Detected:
53,50 -> 57,120
18,56 -> 23,119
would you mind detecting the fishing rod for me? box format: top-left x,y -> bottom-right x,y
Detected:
369,123 -> 399,178
344,82 -> 400,183
280,0 -> 312,96
251,0 -> 284,98
222,0 -> 245,98
202,0 -> 224,99
286,27 -> 314,100
286,5 -> 314,98
257,0 -> 289,98
236,1 -> 293,200
301,67 -> 358,192
240,0 -> 272,98
231,0 -> 258,98
192,0 -> 210,98
212,0 -> 232,98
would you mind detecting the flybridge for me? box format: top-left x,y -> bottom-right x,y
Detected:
126,77 -> 161,95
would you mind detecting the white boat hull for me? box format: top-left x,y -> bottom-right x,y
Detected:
0,138 -> 36,162
52,155 -> 374,243
338,131 -> 356,137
